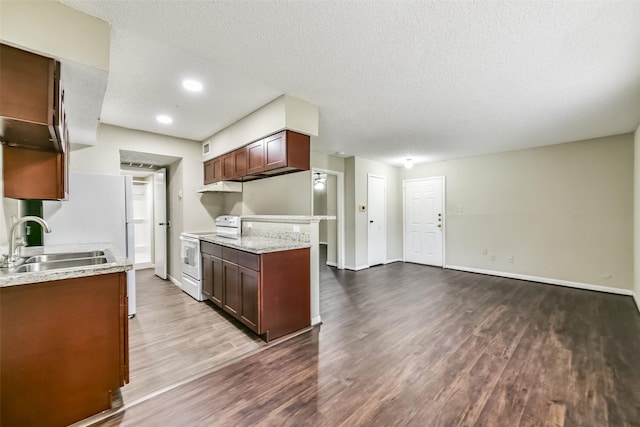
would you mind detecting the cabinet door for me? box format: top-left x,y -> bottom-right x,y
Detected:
239,266 -> 260,332
210,256 -> 223,307
221,152 -> 235,180
3,145 -> 64,200
233,147 -> 247,178
246,139 -> 265,175
222,261 -> 240,315
212,157 -> 222,182
201,253 -> 213,300
203,160 -> 215,185
264,131 -> 286,171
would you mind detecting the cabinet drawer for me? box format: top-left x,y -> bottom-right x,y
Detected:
201,241 -> 222,257
222,246 -> 239,264
238,251 -> 260,271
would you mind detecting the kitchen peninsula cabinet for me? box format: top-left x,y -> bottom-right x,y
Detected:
200,242 -> 310,341
0,272 -> 129,427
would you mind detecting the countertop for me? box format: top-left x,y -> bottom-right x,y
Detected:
199,234 -> 311,254
241,215 -> 336,223
0,243 -> 132,287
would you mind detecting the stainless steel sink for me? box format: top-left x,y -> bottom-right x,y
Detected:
24,251 -> 106,264
13,257 -> 109,273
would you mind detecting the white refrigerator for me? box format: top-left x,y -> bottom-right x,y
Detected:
43,172 -> 137,316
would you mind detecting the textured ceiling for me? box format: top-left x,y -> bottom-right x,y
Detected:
59,1 -> 640,167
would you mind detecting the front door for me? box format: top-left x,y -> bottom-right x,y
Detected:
404,177 -> 444,266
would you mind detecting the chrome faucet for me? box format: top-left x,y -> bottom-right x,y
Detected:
2,216 -> 52,267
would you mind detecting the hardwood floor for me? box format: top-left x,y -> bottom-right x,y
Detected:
96,258 -> 640,426
120,269 -> 265,404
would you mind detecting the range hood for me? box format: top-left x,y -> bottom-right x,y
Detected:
197,181 -> 243,193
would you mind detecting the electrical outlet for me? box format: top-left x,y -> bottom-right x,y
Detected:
246,222 -> 252,228
482,248 -> 488,255
490,254 -> 496,261
455,205 -> 463,213
507,256 -> 514,263
293,225 -> 300,232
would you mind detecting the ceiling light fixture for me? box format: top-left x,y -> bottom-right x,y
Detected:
404,158 -> 414,169
156,114 -> 173,124
314,172 -> 326,190
182,79 -> 203,92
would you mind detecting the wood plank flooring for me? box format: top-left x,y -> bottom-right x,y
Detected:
119,269 -> 265,404
97,259 -> 640,426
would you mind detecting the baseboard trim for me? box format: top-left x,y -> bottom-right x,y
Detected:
134,262 -> 153,270
634,292 -> 640,313
385,258 -> 403,264
311,315 -> 322,326
345,264 -> 369,271
444,265 -> 633,296
326,261 -> 337,267
168,274 -> 182,288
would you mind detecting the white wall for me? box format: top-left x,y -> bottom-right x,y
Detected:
634,124 -> 640,310
403,133 -> 634,292
71,124 -> 217,279
0,148 -> 20,247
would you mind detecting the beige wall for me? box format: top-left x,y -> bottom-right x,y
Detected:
203,95 -> 319,160
0,0 -> 110,71
634,125 -> 640,309
403,134 -> 634,291
352,157 -> 403,268
345,157 -> 356,268
71,124 -> 217,279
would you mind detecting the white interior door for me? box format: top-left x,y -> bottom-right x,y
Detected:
368,174 -> 386,266
404,177 -> 444,266
154,168 -> 167,279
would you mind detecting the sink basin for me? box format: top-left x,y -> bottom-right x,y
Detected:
13,257 -> 109,273
24,251 -> 106,264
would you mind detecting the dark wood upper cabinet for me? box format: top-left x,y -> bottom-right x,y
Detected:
204,157 -> 222,184
3,144 -> 67,200
221,152 -> 236,180
201,130 -> 310,185
246,139 -> 265,175
233,147 -> 247,178
263,130 -> 310,174
0,43 -> 65,153
204,159 -> 215,185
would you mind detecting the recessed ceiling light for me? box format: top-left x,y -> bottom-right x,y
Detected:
156,115 -> 173,124
182,79 -> 203,92
404,158 -> 414,169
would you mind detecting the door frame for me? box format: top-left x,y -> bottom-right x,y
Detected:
367,173 -> 387,267
402,176 -> 446,267
310,167 -> 345,270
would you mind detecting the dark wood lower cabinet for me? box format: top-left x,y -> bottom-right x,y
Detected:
200,243 -> 310,341
222,260 -> 241,315
0,272 -> 129,427
239,266 -> 259,331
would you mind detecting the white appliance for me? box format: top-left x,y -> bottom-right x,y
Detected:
180,216 -> 241,301
43,172 -> 137,316
179,231 -> 211,301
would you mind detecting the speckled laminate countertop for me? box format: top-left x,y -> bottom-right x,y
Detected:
198,234 -> 311,254
0,243 -> 132,287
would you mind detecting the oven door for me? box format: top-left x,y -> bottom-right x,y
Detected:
180,235 -> 201,281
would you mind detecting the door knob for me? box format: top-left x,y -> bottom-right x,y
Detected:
369,220 -> 374,223
437,224 -> 442,228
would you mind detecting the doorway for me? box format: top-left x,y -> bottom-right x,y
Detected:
367,174 -> 386,267
311,168 -> 345,269
403,176 -> 445,267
